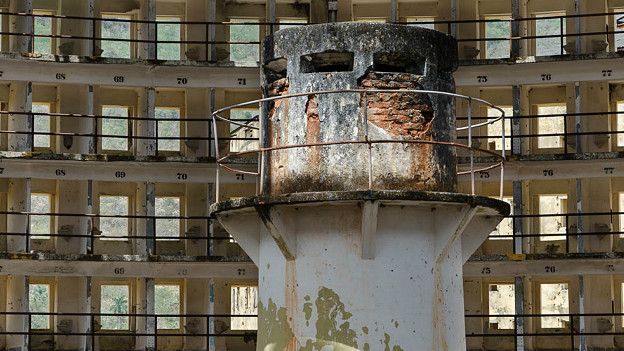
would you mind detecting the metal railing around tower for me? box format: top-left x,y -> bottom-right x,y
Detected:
211,89 -> 507,201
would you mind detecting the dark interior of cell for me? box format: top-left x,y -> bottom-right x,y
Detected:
300,51 -> 354,73
373,52 -> 425,75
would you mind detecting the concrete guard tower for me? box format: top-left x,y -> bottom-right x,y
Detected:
210,23 -> 509,351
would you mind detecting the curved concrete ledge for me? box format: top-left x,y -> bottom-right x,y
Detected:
209,190 -> 510,217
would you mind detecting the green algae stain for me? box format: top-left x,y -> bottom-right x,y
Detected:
363,343 -> 370,351
382,332 -> 404,351
384,333 -> 391,351
362,326 -> 369,335
303,301 -> 313,327
257,299 -> 294,351
298,287 -> 359,351
315,287 -> 357,348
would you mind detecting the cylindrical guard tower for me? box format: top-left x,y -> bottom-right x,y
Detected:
211,23 -> 509,351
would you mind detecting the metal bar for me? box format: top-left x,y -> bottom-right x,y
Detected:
468,98 -> 475,195
92,17 -> 96,57
363,92 -> 373,189
561,17 -> 565,55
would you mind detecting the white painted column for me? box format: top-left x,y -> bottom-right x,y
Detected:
185,184 -> 209,256
136,87 -> 156,254
185,89 -> 209,159
184,279 -> 208,350
56,85 -> 92,254
58,0 -> 95,56
138,0 -> 156,60
137,88 -> 156,157
6,275 -> 28,351
9,0 -> 32,54
207,278 -> 216,351
185,0 -> 208,62
8,82 -> 33,153
55,277 -> 90,351
134,278 -> 155,351
7,80 -> 32,254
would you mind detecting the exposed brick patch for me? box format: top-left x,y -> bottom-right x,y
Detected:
359,72 -> 434,139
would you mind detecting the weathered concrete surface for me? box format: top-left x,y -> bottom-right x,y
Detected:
211,191 -> 509,350
262,23 -> 458,195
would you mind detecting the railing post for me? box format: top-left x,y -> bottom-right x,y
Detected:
154,21 -> 158,61
560,17 -> 565,55
92,17 -> 97,57
204,23 -> 209,62
363,92 -> 373,189
91,313 -> 95,351
206,217 -> 210,257
26,212 -> 31,252
154,314 -> 158,351
564,112 -> 568,154
468,97 -> 475,195
27,312 -> 31,351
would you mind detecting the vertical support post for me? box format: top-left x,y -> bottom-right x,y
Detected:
512,85 -> 522,156
207,279 -> 216,351
9,0 -> 33,53
514,276 -> 525,351
389,0 -> 398,23
207,183 -> 215,257
450,0 -> 457,37
146,279 -> 155,351
87,85 -> 95,153
575,0 -> 582,55
207,0 -> 217,62
138,0 -> 156,60
513,180 -> 524,255
267,0 -> 276,35
6,275 -> 29,351
468,98 -> 475,195
511,0 -> 521,58
146,182 -> 156,255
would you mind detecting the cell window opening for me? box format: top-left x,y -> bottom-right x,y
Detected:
34,11 -> 54,54
536,104 -> 566,149
100,284 -> 130,330
484,15 -> 511,59
32,102 -> 52,149
539,283 -> 570,329
231,285 -> 258,330
29,283 -> 51,330
101,105 -> 131,151
155,284 -> 181,329
156,107 -> 182,152
488,283 -> 515,330
229,18 -> 260,67
101,14 -> 132,59
157,16 -> 182,61
538,194 -> 568,242
229,107 -> 260,154
155,196 -> 181,240
30,193 -> 53,240
534,12 -> 566,56
99,195 -> 130,241
486,106 -> 512,151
